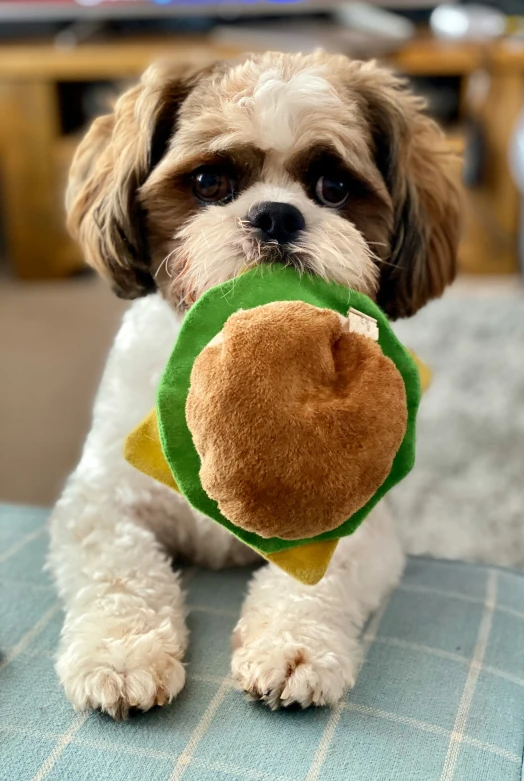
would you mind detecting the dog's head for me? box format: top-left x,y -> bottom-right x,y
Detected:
67,52 -> 461,319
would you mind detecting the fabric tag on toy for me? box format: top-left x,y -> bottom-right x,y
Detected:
347,307 -> 379,341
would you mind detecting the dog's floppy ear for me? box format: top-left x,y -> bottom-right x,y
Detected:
355,64 -> 461,319
66,61 -> 213,299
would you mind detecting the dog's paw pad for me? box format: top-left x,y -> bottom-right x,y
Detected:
231,641 -> 351,710
58,619 -> 187,719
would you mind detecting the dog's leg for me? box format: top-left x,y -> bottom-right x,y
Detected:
49,474 -> 189,720
48,296 -> 259,718
46,297 -> 196,719
231,503 -> 404,709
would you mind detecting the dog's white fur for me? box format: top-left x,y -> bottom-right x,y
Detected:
50,52 -> 459,718
49,294 -> 403,717
209,65 -> 342,153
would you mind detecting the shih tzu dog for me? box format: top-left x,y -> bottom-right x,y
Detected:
49,51 -> 460,719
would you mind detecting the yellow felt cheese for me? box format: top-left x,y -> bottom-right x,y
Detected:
265,540 -> 339,585
124,408 -> 179,493
410,351 -> 431,392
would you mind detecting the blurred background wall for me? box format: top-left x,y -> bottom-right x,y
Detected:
0,0 -> 523,510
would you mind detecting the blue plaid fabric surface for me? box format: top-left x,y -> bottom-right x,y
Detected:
1,503 -> 523,781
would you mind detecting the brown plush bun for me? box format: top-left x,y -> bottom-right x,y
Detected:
185,301 -> 407,540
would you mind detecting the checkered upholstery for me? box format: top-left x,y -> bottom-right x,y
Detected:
1,504 -> 523,781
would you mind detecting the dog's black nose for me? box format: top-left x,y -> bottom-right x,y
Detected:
248,202 -> 305,245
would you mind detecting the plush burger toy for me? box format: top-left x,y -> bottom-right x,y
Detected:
125,265 -> 422,585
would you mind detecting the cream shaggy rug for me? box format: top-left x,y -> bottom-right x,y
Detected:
391,291 -> 524,568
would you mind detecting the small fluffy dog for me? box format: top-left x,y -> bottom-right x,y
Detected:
49,51 -> 460,719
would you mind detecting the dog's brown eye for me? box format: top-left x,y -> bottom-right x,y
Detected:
192,167 -> 234,204
315,175 -> 350,207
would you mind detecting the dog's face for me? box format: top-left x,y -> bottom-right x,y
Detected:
67,52 -> 461,319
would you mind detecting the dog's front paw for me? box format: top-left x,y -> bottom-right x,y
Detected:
231,619 -> 357,710
57,611 -> 188,719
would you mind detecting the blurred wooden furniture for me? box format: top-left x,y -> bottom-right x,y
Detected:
0,33 -> 523,279
0,37 -> 242,279
389,36 -> 524,275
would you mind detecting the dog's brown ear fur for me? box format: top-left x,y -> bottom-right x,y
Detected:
353,64 -> 461,319
66,61 -> 213,299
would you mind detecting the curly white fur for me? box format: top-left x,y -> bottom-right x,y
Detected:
49,294 -> 404,717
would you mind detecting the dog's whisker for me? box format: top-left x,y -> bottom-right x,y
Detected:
155,248 -> 177,279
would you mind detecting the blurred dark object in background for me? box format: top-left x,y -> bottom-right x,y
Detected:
409,75 -> 462,123
462,117 -> 486,187
0,2 -> 438,43
58,81 -> 122,134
